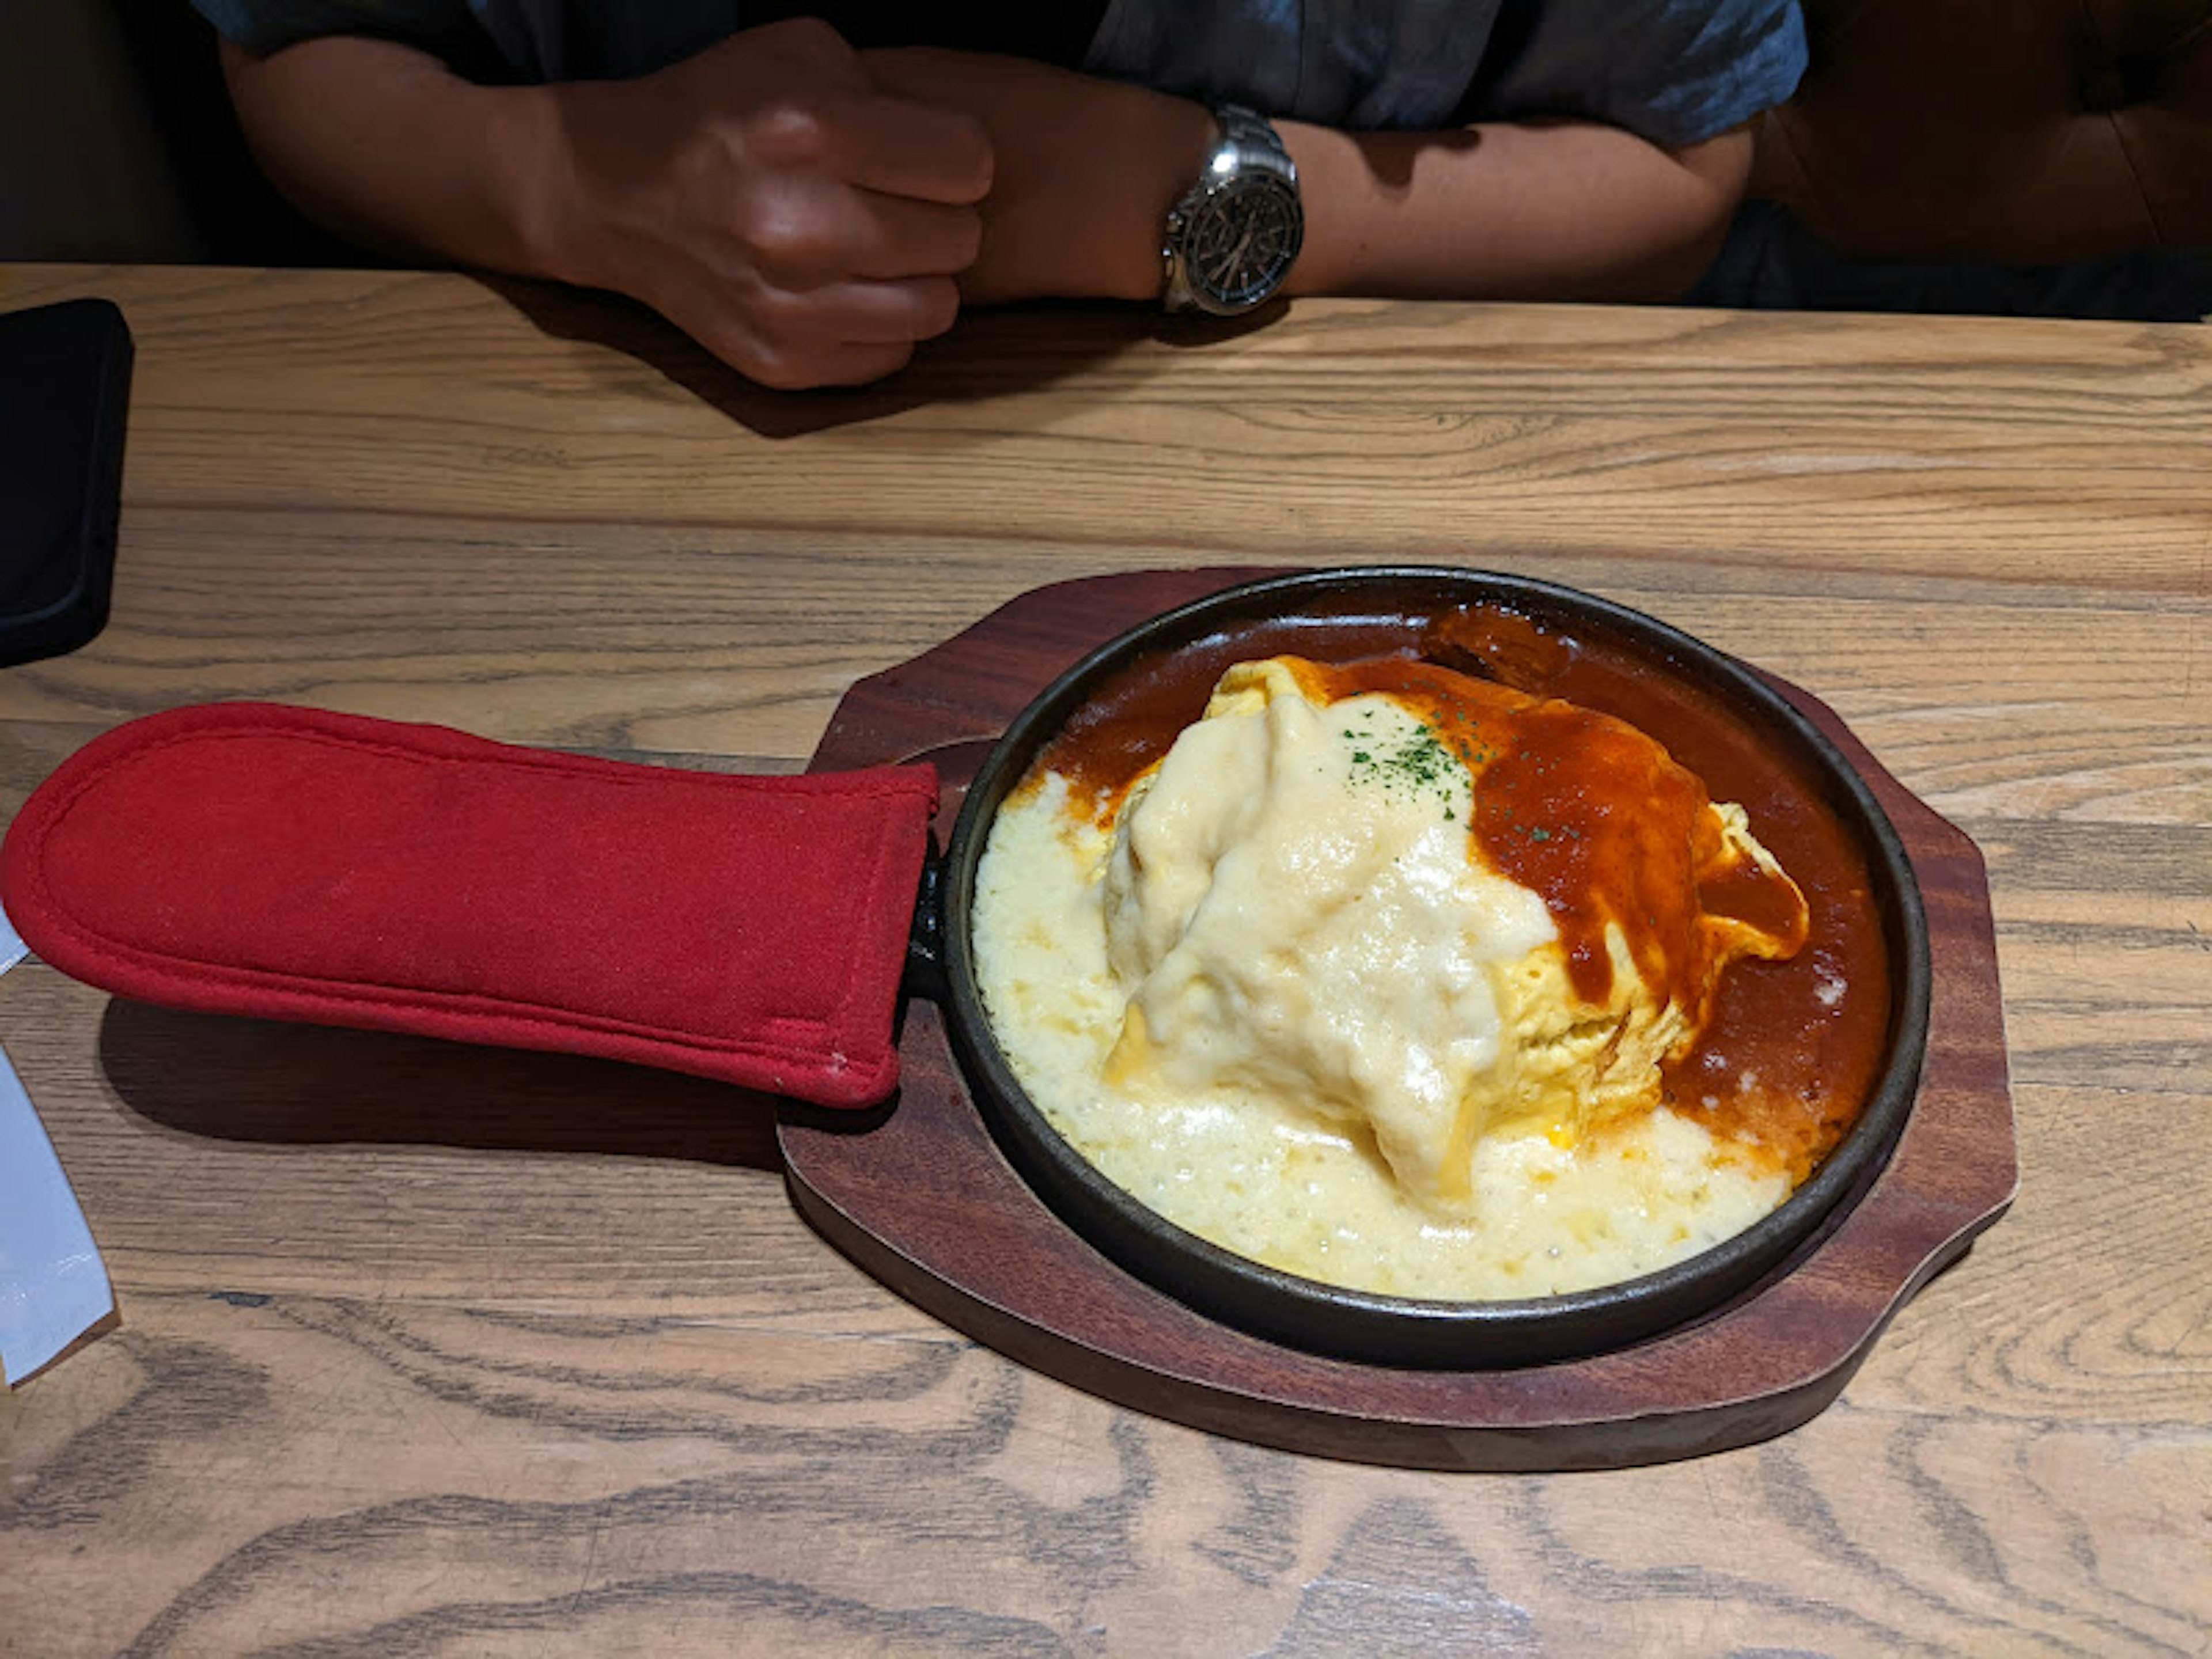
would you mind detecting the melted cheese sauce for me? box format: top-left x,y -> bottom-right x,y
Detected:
974,649 -> 1812,1302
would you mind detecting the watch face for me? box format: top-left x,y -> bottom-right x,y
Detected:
1180,174 -> 1304,314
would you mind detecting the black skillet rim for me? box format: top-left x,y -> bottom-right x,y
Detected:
938,566 -> 1931,1370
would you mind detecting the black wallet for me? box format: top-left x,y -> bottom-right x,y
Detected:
0,298 -> 133,668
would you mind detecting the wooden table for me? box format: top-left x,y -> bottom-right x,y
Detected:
1,263 -> 2205,1656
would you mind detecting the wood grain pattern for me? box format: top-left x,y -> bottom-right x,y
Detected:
1,265 -> 2206,1655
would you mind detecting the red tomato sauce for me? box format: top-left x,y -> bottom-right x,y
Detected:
1024,601 -> 1895,1183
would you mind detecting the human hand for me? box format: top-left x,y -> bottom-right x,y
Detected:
545,19 -> 995,388
861,50 -> 1213,308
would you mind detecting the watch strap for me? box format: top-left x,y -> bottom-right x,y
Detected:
1162,103 -> 1302,315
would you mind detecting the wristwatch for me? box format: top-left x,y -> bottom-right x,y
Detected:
1161,104 -> 1304,316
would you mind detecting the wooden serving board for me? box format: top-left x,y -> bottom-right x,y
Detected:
786,567 -> 2017,1472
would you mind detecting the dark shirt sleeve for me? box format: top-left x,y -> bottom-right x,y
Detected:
1468,0 -> 1809,146
189,1 -> 1100,81
186,0 -> 686,81
187,0 -> 507,65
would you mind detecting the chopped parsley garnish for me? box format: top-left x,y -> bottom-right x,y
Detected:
1342,715 -> 1475,817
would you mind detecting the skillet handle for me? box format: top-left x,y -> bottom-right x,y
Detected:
0,703 -> 937,1108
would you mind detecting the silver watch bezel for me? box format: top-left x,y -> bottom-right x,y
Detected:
1162,105 -> 1304,317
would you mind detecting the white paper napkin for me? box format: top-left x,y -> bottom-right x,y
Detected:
0,903 -> 115,1385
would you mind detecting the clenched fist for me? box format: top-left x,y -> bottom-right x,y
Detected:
547,19 -> 995,388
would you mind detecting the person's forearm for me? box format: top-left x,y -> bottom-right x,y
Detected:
219,37 -> 570,280
221,25 -> 998,389
218,29 -> 1748,385
860,48 -> 1207,305
1281,119 -> 1752,304
864,50 -> 1751,308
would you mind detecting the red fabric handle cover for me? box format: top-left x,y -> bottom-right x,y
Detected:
0,703 -> 939,1107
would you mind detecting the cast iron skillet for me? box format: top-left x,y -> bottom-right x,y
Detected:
1,564 -> 1929,1373
926,567 -> 1930,1370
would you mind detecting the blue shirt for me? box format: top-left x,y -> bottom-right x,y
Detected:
192,1 -> 1806,147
